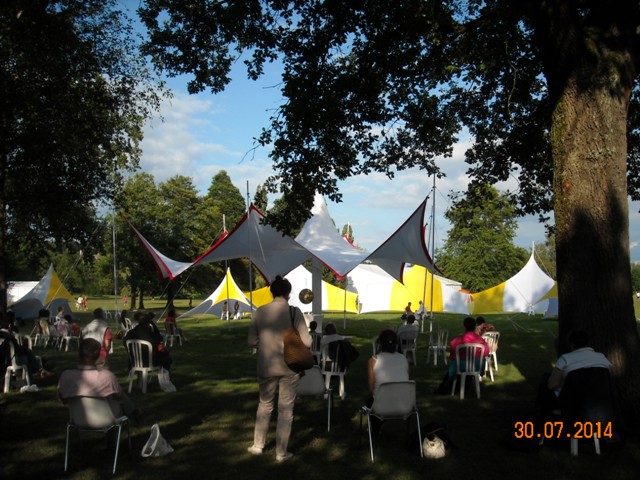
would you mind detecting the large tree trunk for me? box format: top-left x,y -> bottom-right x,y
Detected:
552,73 -> 640,427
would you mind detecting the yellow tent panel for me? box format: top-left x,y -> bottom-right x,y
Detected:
471,283 -> 506,314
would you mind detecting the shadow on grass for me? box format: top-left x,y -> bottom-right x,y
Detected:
2,312 -> 638,480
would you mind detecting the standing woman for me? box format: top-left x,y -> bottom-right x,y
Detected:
247,275 -> 312,462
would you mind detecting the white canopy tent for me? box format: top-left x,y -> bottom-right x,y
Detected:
8,264 -> 75,320
471,250 -> 556,315
179,268 -> 254,318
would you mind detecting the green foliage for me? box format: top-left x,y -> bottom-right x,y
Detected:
0,0 -> 163,307
206,170 -> 247,230
436,185 -> 529,291
136,0 -> 639,234
535,234 -> 557,280
253,184 -> 269,213
631,263 -> 640,292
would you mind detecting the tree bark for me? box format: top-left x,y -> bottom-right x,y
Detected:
552,73 -> 640,426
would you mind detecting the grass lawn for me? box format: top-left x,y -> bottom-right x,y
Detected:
2,297 -> 640,480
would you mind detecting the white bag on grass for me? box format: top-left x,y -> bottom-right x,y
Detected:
141,423 -> 174,457
158,367 -> 176,392
423,435 -> 446,459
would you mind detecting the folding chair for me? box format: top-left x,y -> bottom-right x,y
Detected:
359,381 -> 423,462
64,396 -> 131,474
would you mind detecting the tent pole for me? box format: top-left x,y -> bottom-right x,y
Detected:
427,174 -> 436,344
223,214 -> 230,329
246,182 -> 254,317
112,212 -> 118,322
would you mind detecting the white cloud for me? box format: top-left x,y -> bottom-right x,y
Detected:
137,84 -> 640,261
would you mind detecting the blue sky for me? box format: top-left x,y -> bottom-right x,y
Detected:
134,45 -> 640,263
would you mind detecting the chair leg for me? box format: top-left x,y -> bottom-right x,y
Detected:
450,377 -> 457,397
112,425 -> 122,474
367,414 -> 375,462
415,411 -> 423,458
4,370 -> 11,393
593,432 -> 601,455
460,375 -> 466,399
475,375 -> 481,399
65,424 -> 71,471
326,393 -> 331,432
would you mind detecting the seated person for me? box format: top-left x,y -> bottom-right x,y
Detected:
0,313 -> 52,379
55,313 -> 70,337
37,308 -> 51,337
308,320 -> 322,362
475,316 -> 495,336
164,308 -> 187,341
82,308 -> 112,366
66,314 -> 82,338
397,314 -> 419,335
434,316 -> 489,394
404,302 -> 413,316
320,322 -> 344,347
366,329 -> 410,434
57,338 -> 141,421
537,328 -> 612,414
118,310 -> 130,331
123,311 -> 172,371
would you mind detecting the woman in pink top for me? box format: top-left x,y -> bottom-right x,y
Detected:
434,316 -> 488,394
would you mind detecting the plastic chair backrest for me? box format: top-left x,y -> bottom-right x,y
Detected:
371,381 -> 416,417
165,323 -> 176,335
125,339 -> 154,369
324,341 -> 351,372
455,344 -> 485,374
68,396 -> 119,429
398,331 -> 418,349
560,367 -> 614,424
438,329 -> 449,347
8,341 -> 25,369
310,332 -> 322,352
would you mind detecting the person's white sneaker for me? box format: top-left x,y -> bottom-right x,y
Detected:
276,452 -> 293,462
247,445 -> 263,455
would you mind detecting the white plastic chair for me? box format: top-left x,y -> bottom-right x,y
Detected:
164,323 -> 182,347
359,381 -> 423,462
451,343 -> 485,399
427,328 -> 449,366
398,331 -> 418,365
321,342 -> 348,400
64,396 -> 131,474
297,366 -> 332,431
3,341 -> 31,393
483,331 -> 500,370
15,334 -> 33,350
310,332 -> 322,365
481,332 -> 500,382
125,339 -> 160,393
58,326 -> 80,352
